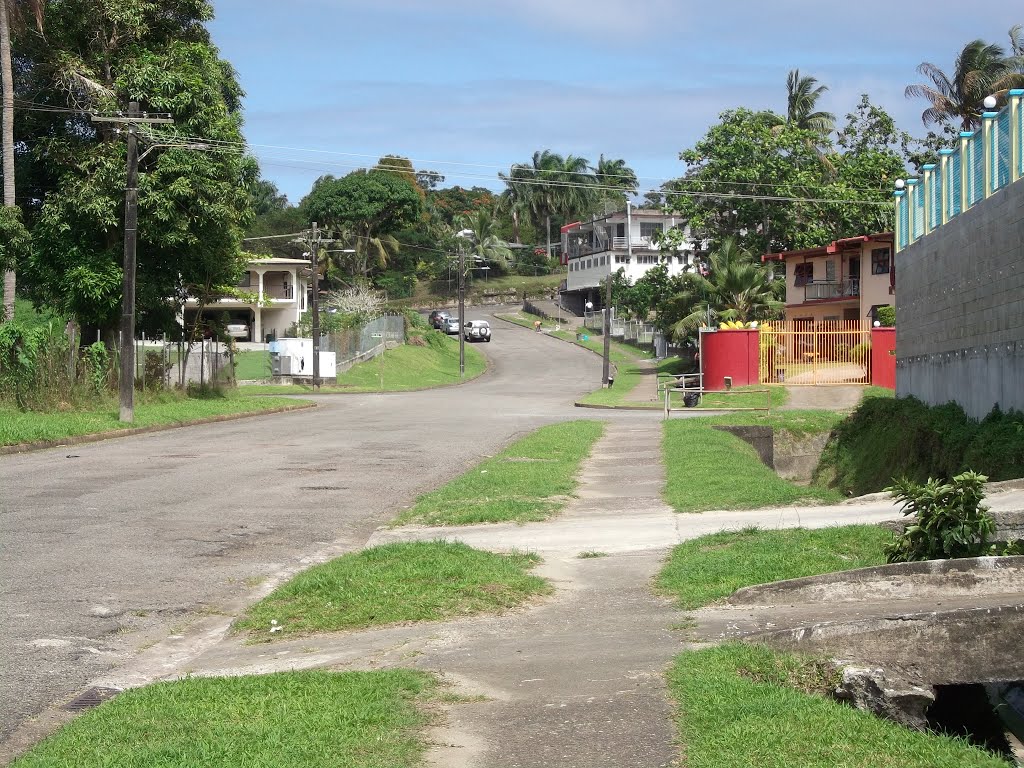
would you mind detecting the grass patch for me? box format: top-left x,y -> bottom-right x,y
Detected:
669,643 -> 1005,767
235,541 -> 551,637
233,350 -> 271,380
0,391 -> 310,447
574,339 -> 666,408
577,550 -> 608,559
393,420 -> 604,526
663,417 -> 842,512
705,409 -> 847,438
656,526 -> 889,609
12,669 -> 436,768
239,333 -> 486,394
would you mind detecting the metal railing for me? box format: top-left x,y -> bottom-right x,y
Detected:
895,89 -> 1024,251
804,279 -> 859,300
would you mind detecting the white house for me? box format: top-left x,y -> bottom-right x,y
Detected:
559,208 -> 700,314
183,256 -> 309,342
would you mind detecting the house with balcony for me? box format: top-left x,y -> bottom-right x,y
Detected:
559,209 -> 700,314
761,233 -> 895,326
183,256 -> 309,342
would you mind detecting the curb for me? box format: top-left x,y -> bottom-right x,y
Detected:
0,402 -> 317,457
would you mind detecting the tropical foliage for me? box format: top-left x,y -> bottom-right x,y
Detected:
660,238 -> 783,339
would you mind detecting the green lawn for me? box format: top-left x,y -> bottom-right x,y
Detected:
239,333 -> 486,394
393,420 -> 604,526
656,526 -> 890,609
692,384 -> 787,410
12,670 -> 436,768
0,392 -> 311,447
233,350 -> 271,380
662,416 -> 842,512
669,643 -> 1005,768
704,409 -> 847,438
235,541 -> 551,638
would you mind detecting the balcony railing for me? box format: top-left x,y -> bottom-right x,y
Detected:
803,279 -> 860,301
265,285 -> 294,300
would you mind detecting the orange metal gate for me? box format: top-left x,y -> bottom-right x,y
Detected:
758,321 -> 871,385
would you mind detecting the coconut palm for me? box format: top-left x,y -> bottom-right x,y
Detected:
663,237 -> 782,340
591,154 -> 638,206
456,208 -> 513,275
1,0 -> 43,320
905,38 -> 1023,131
783,69 -> 836,138
322,229 -> 400,287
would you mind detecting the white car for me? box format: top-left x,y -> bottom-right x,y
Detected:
226,322 -> 250,340
463,320 -> 491,342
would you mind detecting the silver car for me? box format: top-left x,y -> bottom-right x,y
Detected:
443,316 -> 461,334
463,320 -> 491,342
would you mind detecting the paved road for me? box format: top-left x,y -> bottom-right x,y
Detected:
0,315 -> 621,746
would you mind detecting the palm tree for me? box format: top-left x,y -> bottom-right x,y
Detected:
663,238 -> 782,340
784,69 -> 836,137
323,229 -> 400,287
1,0 -> 43,321
905,39 -> 1022,131
456,208 -> 513,276
591,154 -> 638,209
501,150 -> 595,259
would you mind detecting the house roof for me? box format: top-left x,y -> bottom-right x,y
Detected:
761,232 -> 893,262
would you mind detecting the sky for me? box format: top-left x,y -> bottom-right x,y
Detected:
208,1 -> 1024,205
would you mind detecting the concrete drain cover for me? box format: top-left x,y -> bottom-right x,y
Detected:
63,686 -> 120,712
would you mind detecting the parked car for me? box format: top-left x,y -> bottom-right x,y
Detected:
428,310 -> 451,329
463,320 -> 491,342
225,322 -> 250,340
442,316 -> 461,335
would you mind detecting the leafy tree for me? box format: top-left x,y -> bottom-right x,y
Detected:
661,237 -> 782,340
301,170 -> 422,282
669,108 -> 832,254
614,263 -> 684,326
1,0 -> 44,321
905,36 -> 1024,131
17,0 -> 255,338
249,178 -> 289,216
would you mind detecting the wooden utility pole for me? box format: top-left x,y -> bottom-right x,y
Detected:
91,105 -> 173,422
602,273 -> 612,387
310,222 -> 322,390
458,248 -> 466,378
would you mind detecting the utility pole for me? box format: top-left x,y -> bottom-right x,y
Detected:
602,272 -> 612,387
309,222 -> 322,390
458,247 -> 466,378
91,104 -> 173,423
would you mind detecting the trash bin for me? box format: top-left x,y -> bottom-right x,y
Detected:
683,391 -> 700,408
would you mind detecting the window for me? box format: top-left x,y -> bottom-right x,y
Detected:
640,222 -> 663,240
615,223 -> 626,238
236,271 -> 252,288
615,255 -> 630,264
637,255 -> 658,264
794,263 -> 812,287
871,247 -> 891,275
586,259 -> 592,269
825,260 -> 835,282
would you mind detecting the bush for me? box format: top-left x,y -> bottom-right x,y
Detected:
815,397 -> 1024,495
0,320 -> 82,409
849,341 -> 871,365
885,471 -> 994,562
876,305 -> 895,327
375,270 -> 416,299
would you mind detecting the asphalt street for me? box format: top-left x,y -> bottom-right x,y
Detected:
0,314 -> 613,746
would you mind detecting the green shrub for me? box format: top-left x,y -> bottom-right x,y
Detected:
849,341 -> 870,365
876,305 -> 895,327
885,471 -> 995,562
815,397 -> 1024,495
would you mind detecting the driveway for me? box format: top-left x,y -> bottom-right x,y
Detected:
0,314 -> 624,747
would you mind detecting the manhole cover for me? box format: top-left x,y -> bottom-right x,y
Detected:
63,686 -> 120,712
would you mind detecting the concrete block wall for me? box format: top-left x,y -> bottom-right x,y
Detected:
896,179 -> 1024,419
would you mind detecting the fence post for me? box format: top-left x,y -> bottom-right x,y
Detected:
983,110 -> 997,198
1011,89 -> 1024,183
922,164 -> 935,236
960,131 -> 973,210
938,149 -> 954,224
